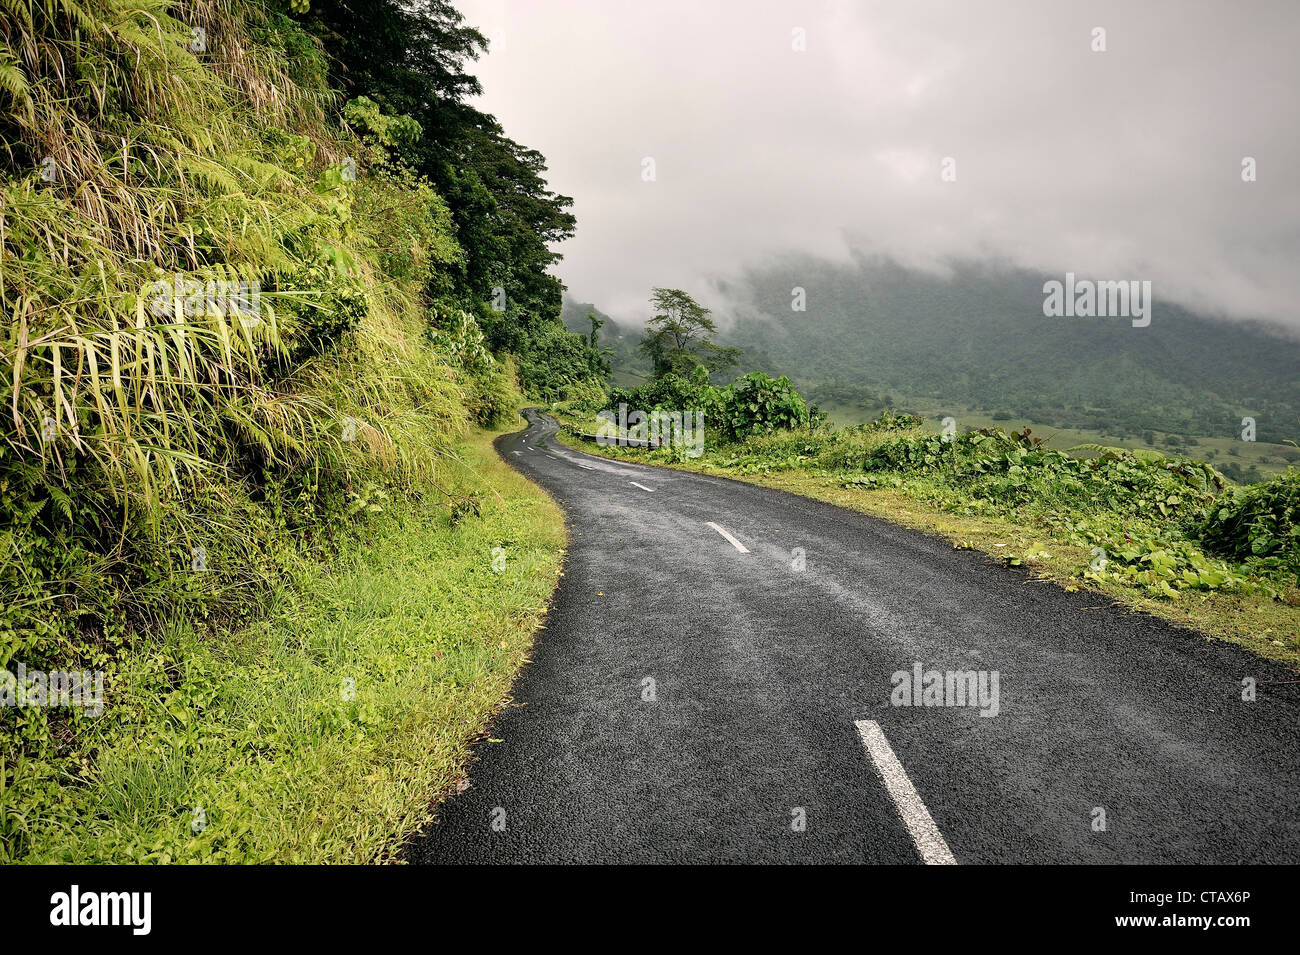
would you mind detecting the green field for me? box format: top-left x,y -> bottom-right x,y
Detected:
816,399 -> 1297,483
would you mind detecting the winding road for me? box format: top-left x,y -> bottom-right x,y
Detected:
407,411 -> 1300,864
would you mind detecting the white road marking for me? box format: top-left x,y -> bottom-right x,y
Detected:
854,720 -> 957,865
577,463 -> 595,470
630,481 -> 655,492
705,521 -> 749,553
511,451 -> 521,455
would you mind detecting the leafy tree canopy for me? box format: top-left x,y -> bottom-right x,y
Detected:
638,287 -> 742,378
303,0 -> 586,370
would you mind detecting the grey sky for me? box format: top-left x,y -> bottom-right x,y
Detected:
460,0 -> 1300,329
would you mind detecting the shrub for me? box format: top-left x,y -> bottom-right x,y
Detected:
560,376 -> 607,409
717,373 -> 810,440
591,369 -> 817,445
1198,469 -> 1300,578
863,409 -> 926,432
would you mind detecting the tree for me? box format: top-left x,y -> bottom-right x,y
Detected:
637,288 -> 741,378
303,0 -> 579,369
583,312 -> 611,380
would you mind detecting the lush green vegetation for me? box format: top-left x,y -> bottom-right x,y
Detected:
301,0 -> 607,401
1199,471 -> 1300,576
7,425 -> 563,863
1,0 -> 578,861
823,402 -> 1298,484
562,297 -> 648,386
575,259 -> 1300,481
557,406 -> 1300,666
565,287 -> 822,446
718,256 -> 1300,449
573,368 -> 818,447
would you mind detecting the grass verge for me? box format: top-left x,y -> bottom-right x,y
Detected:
8,416 -> 563,863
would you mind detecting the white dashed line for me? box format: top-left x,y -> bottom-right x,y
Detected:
511,451 -> 521,455
630,481 -> 655,492
705,521 -> 749,553
577,463 -> 595,470
854,720 -> 957,865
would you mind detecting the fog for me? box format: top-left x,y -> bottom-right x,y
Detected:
459,0 -> 1300,329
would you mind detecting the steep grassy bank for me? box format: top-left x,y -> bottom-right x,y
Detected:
7,419 -> 563,863
554,408 -> 1299,669
2,1 -> 584,861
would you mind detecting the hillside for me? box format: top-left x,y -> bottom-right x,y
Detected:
0,0 -> 583,862
561,296 -> 649,385
717,256 -> 1300,449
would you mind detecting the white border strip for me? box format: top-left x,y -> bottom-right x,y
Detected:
854,720 -> 957,865
705,521 -> 750,553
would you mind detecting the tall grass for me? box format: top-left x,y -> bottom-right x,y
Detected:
0,0 -> 479,639
4,1 -> 341,499
0,0 -> 525,857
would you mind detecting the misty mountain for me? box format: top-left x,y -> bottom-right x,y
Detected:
714,256 -> 1299,444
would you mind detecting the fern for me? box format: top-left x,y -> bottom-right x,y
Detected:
0,43 -> 32,118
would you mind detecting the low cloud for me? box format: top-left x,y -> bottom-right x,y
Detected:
462,0 -> 1300,329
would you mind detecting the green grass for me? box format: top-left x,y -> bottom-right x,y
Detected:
819,400 -> 1297,480
5,418 -> 564,863
554,407 -> 1299,670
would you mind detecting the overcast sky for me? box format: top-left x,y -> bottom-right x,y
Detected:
458,0 -> 1299,329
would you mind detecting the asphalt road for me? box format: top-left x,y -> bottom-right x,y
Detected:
407,410 -> 1300,864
